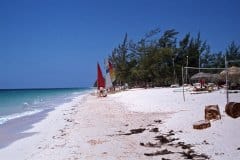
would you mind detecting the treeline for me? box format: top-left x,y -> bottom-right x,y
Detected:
109,28 -> 240,87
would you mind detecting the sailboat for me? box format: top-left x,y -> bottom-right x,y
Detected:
105,60 -> 113,90
97,63 -> 107,97
104,60 -> 116,92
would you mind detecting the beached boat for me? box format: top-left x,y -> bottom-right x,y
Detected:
97,63 -> 107,97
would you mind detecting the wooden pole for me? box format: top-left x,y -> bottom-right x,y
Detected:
182,66 -> 185,102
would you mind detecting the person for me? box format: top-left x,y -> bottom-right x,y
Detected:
99,87 -> 104,97
99,87 -> 107,97
199,79 -> 205,89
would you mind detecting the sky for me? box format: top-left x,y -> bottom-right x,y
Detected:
0,0 -> 239,89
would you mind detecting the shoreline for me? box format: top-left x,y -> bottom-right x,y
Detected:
0,93 -> 88,159
0,109 -> 51,149
0,88 -> 92,150
0,88 -> 239,159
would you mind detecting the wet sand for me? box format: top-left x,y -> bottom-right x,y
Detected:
0,109 -> 51,149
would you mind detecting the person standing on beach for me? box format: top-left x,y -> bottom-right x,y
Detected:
200,79 -> 205,89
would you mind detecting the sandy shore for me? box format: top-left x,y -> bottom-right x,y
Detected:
0,88 -> 240,159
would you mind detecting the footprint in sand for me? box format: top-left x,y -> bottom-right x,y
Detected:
55,142 -> 66,147
87,139 -> 107,146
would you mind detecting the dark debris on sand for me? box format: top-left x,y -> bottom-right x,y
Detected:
111,119 -> 209,159
176,141 -> 193,150
141,125 -> 209,159
155,135 -> 179,144
237,147 -> 240,150
117,128 -> 146,136
144,149 -> 173,156
179,150 -> 209,159
130,128 -> 145,134
140,142 -> 161,148
202,140 -> 210,145
149,127 -> 159,132
154,120 -> 162,123
161,158 -> 171,160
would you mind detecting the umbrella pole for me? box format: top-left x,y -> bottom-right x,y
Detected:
225,56 -> 229,104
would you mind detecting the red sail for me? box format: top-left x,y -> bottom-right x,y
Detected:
97,63 -> 105,89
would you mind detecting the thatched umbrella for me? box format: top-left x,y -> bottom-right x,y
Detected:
190,72 -> 213,81
210,73 -> 223,82
220,66 -> 240,83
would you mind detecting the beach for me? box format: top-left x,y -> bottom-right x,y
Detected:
0,88 -> 239,159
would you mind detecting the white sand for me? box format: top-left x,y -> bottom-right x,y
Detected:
110,88 -> 240,159
0,88 -> 239,159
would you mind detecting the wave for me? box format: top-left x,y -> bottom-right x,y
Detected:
0,109 -> 43,125
23,102 -> 29,106
0,88 -> 92,125
72,92 -> 82,95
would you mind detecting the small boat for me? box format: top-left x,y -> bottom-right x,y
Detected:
97,63 -> 107,97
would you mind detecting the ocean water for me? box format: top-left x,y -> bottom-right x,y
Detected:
0,88 -> 90,125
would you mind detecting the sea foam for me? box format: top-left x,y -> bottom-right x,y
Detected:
0,109 -> 43,125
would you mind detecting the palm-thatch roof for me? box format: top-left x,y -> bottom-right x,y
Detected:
220,66 -> 240,83
190,72 -> 213,80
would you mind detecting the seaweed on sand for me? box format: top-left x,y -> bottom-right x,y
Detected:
144,149 -> 173,156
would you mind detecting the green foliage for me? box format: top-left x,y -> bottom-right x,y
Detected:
108,28 -> 240,87
226,41 -> 240,67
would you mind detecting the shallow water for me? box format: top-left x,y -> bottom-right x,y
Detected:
0,88 -> 90,125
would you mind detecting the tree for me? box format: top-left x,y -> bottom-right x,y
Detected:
109,33 -> 129,85
226,41 -> 240,67
108,28 -> 234,88
211,52 -> 225,68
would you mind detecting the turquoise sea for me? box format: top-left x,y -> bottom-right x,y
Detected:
0,88 -> 90,125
